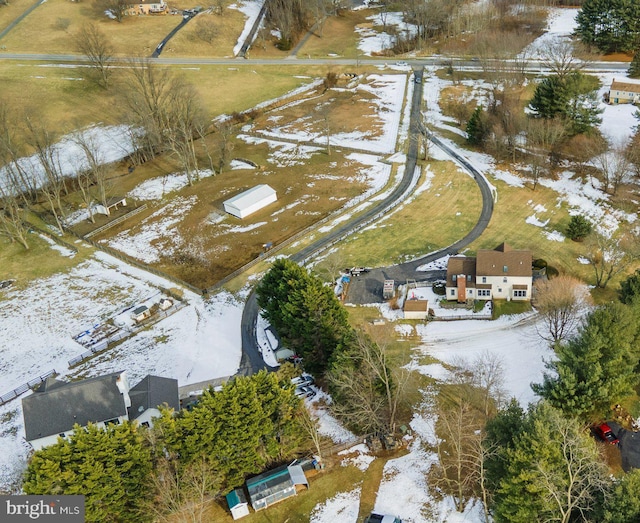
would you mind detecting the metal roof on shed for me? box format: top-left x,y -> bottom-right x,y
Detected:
223,184 -> 276,211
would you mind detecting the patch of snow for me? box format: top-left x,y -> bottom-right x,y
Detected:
230,0 -> 264,56
310,487 -> 361,523
128,170 -> 214,201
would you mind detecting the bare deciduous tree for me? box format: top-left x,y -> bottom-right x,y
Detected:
534,410 -> 609,523
584,230 -> 640,288
541,40 -> 584,79
214,120 -> 234,174
431,399 -> 483,512
329,326 -> 410,434
0,103 -> 37,204
593,141 -> 631,195
75,23 -> 113,89
72,130 -> 113,222
194,16 -> 217,44
534,275 -> 590,345
102,0 -> 128,23
0,189 -> 30,249
143,456 -> 221,523
24,117 -> 67,233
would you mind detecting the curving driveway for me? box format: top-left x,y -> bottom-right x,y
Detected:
240,70 -> 495,373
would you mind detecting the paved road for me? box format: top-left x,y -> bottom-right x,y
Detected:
240,70 -> 426,374
237,3 -> 267,58
151,13 -> 196,58
608,422 -> 640,472
0,0 -> 45,42
0,52 -> 630,74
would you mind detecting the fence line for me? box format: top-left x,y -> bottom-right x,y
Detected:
0,369 -> 57,406
434,314 -> 492,321
84,204 -> 148,238
27,222 -> 78,254
68,301 -> 187,367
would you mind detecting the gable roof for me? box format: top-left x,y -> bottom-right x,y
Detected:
128,375 -> 179,419
404,299 -> 428,312
446,256 -> 477,286
476,243 -> 532,277
246,465 -> 293,503
611,78 -> 640,94
224,184 -> 276,211
22,371 -> 128,442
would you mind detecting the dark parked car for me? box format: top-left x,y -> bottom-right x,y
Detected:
593,423 -> 619,445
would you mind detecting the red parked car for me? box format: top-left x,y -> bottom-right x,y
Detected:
593,423 -> 619,445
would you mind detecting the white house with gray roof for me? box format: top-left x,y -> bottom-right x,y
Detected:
22,371 -> 179,450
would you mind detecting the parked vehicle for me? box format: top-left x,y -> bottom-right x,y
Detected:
593,423 -> 619,445
349,266 -> 370,276
291,374 -> 314,386
395,61 -> 408,67
294,385 -> 316,398
364,514 -> 403,523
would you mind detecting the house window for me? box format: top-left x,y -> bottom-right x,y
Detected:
503,277 -> 507,283
503,265 -> 508,273
105,418 -> 121,426
467,274 -> 472,282
450,289 -> 455,296
452,274 -> 457,282
514,290 -> 527,297
141,422 -> 150,428
58,433 -> 65,438
482,276 -> 486,283
478,289 -> 491,297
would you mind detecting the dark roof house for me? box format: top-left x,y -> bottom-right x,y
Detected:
22,371 -> 179,450
22,371 -> 129,445
128,375 -> 180,419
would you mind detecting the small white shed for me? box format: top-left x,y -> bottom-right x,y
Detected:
223,185 -> 277,219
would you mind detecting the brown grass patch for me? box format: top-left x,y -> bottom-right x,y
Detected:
0,0 -> 249,57
295,9 -> 370,59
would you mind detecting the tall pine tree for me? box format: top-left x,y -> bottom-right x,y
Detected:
23,422 -> 152,523
576,0 -> 640,53
629,51 -> 640,78
532,301 -> 640,419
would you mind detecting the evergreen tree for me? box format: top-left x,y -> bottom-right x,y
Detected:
529,73 -> 602,135
532,302 -> 640,419
620,269 -> 640,304
566,214 -> 592,241
257,259 -> 354,374
483,399 -> 526,494
575,0 -> 640,54
494,402 -> 607,523
466,106 -> 488,145
23,422 -> 152,523
629,51 -> 640,79
601,469 -> 640,523
154,371 -> 307,491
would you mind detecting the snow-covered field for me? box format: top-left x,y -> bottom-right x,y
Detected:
0,250 -> 242,490
249,74 -> 407,155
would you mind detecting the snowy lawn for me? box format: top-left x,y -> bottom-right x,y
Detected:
0,249 -> 243,491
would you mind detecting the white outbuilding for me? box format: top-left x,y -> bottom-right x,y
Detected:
223,184 -> 277,219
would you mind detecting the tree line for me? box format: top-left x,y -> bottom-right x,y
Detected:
23,370 -> 314,522
0,54 -> 238,250
429,271 -> 640,522
257,258 -> 409,435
